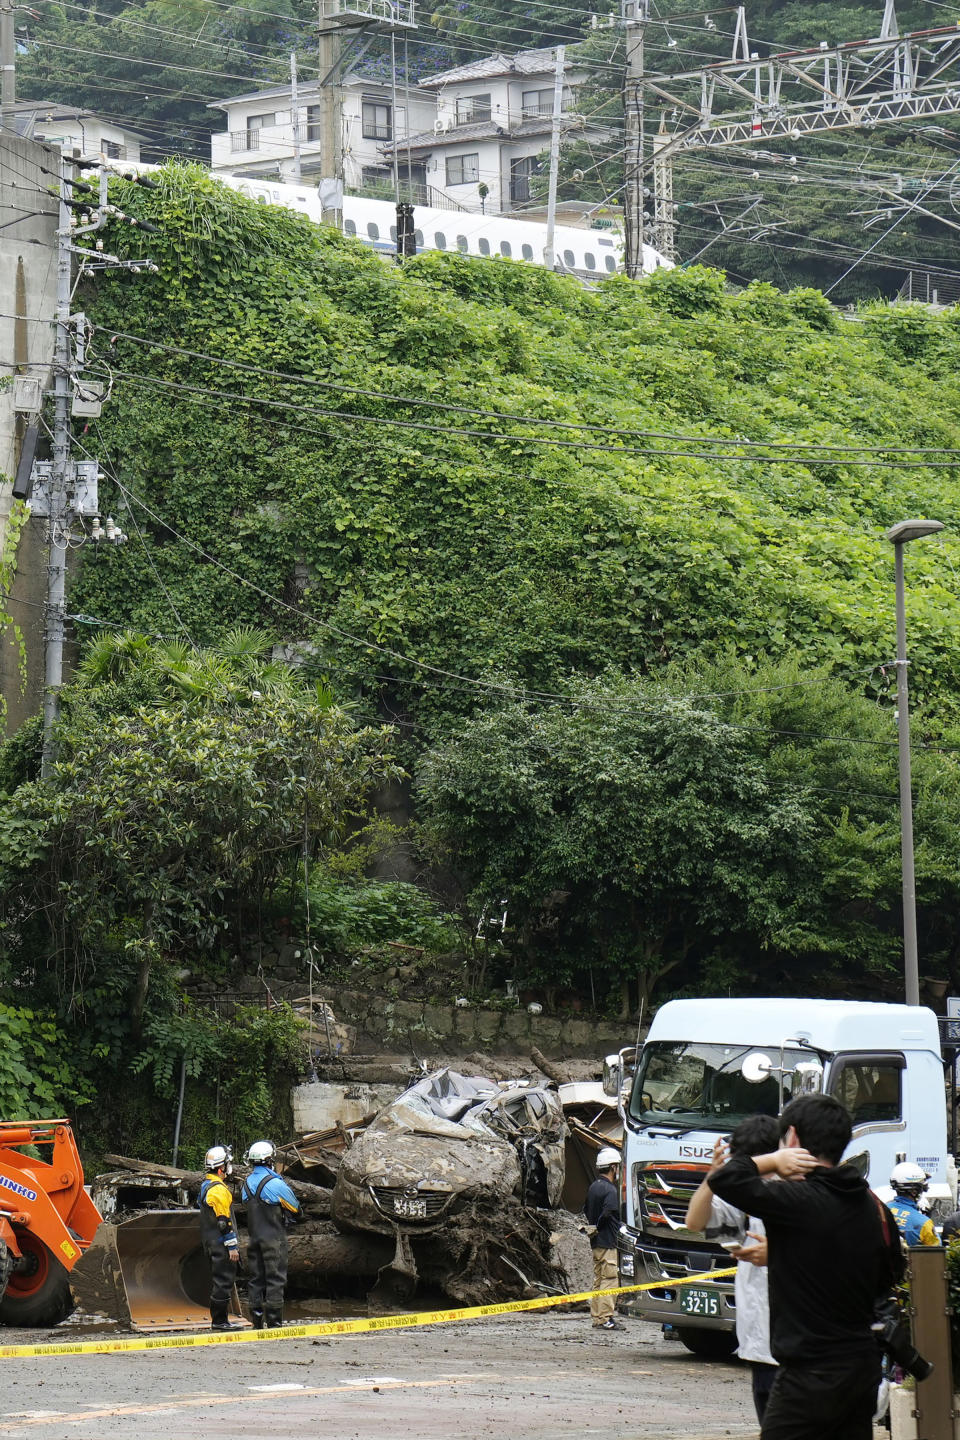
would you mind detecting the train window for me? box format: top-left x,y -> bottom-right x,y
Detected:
584,252 -> 596,270
598,237 -> 614,247
414,229 -> 424,246
390,225 -> 398,242
435,231 -> 447,249
521,243 -> 533,260
344,219 -> 357,236
456,234 -> 468,252
500,240 -> 512,257
367,222 -> 380,240
605,255 -> 616,272
478,237 -> 490,255
563,248 -> 575,268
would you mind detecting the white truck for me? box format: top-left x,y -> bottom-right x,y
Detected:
606,997 -> 951,1357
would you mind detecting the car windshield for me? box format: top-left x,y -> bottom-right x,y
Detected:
629,1041 -> 812,1130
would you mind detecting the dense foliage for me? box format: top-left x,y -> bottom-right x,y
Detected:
72,167 -> 960,732
0,626 -> 398,1155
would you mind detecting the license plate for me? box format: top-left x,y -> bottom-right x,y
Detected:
392,1196 -> 427,1219
679,1286 -> 721,1318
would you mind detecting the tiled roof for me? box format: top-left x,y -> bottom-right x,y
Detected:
10,100 -> 150,141
207,73 -> 390,109
418,46 -> 561,88
380,114 -> 555,155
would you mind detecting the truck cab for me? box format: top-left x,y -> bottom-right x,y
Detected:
610,998 -> 948,1356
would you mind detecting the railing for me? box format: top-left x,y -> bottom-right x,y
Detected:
509,176 -> 532,204
231,130 -> 260,152
426,184 -> 469,212
325,0 -> 416,25
348,181 -> 469,211
362,123 -> 394,141
455,105 -> 492,125
897,270 -> 960,307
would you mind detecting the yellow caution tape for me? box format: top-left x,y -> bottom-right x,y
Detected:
0,1266 -> 736,1360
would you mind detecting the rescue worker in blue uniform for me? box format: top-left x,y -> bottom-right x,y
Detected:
888,1162 -> 939,1247
199,1144 -> 240,1331
241,1140 -> 301,1329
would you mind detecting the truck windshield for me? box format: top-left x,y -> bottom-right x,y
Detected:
629,1041 -> 811,1130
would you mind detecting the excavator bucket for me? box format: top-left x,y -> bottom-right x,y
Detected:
70,1212 -> 247,1332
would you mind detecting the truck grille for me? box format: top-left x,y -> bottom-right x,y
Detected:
636,1162 -> 708,1235
370,1186 -> 451,1220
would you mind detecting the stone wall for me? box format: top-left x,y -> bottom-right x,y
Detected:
192,964 -> 627,1061
314,985 -> 626,1059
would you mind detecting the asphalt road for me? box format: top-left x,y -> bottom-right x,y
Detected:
0,1313 -> 762,1440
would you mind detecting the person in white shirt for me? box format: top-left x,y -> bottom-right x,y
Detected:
686,1114 -> 780,1422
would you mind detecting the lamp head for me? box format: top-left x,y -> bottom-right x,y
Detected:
886,519 -> 944,544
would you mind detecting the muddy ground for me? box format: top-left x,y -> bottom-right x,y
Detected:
0,1312 -> 891,1440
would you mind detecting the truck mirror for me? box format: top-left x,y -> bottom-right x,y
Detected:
603,1054 -> 622,1097
845,1148 -> 870,1179
741,1051 -> 773,1083
793,1061 -> 824,1095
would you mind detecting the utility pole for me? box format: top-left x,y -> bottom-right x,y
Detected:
35,155 -> 156,773
39,149 -> 74,778
543,45 -> 565,271
622,0 -> 648,279
317,0 -> 343,226
1,0 -> 15,132
390,32 -> 400,200
290,51 -> 302,184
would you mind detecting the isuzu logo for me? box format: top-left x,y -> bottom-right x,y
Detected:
677,1143 -> 715,1159
0,1174 -> 37,1203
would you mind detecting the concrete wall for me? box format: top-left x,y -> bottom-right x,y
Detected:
0,134 -> 58,733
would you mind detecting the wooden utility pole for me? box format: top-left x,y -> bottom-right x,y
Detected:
317,0 -> 343,225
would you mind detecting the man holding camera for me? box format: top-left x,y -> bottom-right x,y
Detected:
708,1093 -> 904,1440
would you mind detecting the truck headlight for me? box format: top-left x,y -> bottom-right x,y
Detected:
620,1253 -> 635,1278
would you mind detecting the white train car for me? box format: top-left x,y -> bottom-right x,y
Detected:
219,175 -> 671,279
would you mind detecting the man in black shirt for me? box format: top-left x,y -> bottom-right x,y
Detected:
709,1093 -> 903,1440
584,1147 -> 624,1332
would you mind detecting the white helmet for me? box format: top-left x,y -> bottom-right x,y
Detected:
245,1140 -> 276,1165
205,1144 -> 233,1173
596,1147 -> 621,1170
890,1161 -> 928,1196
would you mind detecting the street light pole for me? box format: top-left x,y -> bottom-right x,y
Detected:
886,518 -> 944,1008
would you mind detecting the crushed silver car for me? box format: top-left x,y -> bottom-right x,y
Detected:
331,1068 -> 568,1304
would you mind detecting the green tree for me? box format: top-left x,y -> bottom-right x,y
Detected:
0,631 -> 400,1028
417,664 -> 960,1009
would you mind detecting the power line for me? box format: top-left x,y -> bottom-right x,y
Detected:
94,364 -> 960,468
106,471 -> 944,753
93,327 -> 960,458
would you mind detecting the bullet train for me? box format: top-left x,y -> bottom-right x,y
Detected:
218,175 -> 671,280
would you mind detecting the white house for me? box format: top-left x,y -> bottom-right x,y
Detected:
208,75 -> 437,195
384,48 -> 590,215
8,101 -> 145,163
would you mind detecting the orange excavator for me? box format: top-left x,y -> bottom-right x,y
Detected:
0,1120 -> 101,1326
